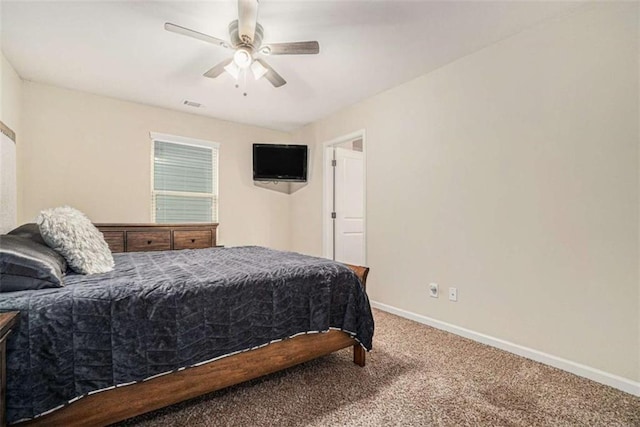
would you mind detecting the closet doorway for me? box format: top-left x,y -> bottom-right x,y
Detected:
322,130 -> 366,266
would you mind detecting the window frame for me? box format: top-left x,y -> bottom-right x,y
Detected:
149,132 -> 220,224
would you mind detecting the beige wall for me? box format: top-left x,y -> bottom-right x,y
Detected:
1,52 -> 23,220
291,3 -> 640,382
20,82 -> 292,249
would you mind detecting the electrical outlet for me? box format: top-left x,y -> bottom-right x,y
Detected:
429,283 -> 439,298
449,287 -> 458,302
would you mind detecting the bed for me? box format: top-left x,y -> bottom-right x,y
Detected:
0,223 -> 374,426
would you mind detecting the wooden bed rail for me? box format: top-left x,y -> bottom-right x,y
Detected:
18,331 -> 359,427
14,261 -> 370,427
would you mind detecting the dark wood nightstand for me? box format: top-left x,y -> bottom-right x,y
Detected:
0,312 -> 18,427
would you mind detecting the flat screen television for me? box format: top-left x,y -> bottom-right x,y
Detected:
253,144 -> 308,182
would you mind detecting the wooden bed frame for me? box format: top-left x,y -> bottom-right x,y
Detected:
13,224 -> 370,426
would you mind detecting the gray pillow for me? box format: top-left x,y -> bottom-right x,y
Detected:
37,206 -> 114,274
0,235 -> 67,292
7,223 -> 47,246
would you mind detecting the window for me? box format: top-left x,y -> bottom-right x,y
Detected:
150,132 -> 219,223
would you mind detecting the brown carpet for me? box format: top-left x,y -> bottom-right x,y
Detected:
118,309 -> 640,426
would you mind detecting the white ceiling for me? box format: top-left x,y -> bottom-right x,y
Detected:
1,1 -> 583,132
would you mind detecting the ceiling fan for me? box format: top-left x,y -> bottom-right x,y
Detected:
165,0 -> 319,88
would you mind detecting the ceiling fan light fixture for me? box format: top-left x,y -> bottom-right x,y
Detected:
233,48 -> 252,69
250,60 -> 268,80
224,61 -> 241,79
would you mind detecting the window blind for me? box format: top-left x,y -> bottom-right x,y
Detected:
152,139 -> 218,223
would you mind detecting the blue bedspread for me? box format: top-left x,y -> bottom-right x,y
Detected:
0,246 -> 374,423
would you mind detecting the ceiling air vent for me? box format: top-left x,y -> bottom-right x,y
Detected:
183,100 -> 202,108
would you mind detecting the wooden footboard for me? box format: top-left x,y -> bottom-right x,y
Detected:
15,262 -> 369,427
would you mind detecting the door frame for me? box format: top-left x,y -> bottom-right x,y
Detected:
322,129 -> 367,263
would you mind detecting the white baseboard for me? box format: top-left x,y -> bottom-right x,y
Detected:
370,300 -> 640,397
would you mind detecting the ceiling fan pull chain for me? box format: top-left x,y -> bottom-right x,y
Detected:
242,69 -> 248,96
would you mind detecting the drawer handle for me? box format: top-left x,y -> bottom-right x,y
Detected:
191,239 -> 196,243
147,240 -> 152,245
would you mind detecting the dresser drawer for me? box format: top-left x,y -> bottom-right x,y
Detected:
102,231 -> 125,253
127,231 -> 171,252
173,230 -> 212,250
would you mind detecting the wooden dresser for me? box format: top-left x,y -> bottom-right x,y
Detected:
95,223 -> 219,253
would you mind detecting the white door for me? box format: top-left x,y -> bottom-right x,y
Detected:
333,147 -> 365,265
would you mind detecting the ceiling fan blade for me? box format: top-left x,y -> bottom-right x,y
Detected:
238,0 -> 259,43
255,59 -> 286,88
203,58 -> 234,79
165,22 -> 231,49
261,41 -> 319,55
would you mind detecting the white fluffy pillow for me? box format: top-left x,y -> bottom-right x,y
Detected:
36,206 -> 115,274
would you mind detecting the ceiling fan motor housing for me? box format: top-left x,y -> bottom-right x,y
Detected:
228,19 -> 264,50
